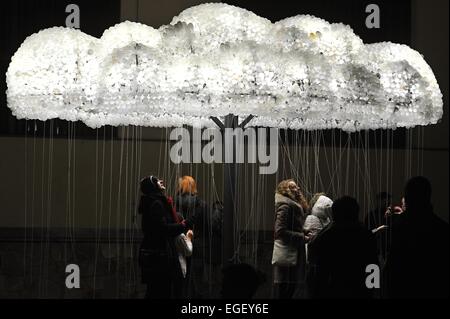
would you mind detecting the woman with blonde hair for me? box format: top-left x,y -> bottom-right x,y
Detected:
272,179 -> 309,299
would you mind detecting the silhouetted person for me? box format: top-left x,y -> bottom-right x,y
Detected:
221,263 -> 266,299
309,196 -> 378,298
175,176 -> 222,298
365,192 -> 392,261
385,176 -> 449,298
365,192 -> 391,229
304,194 -> 333,298
138,175 -> 192,299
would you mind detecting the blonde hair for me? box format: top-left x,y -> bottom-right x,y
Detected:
276,179 -> 309,212
177,176 -> 198,195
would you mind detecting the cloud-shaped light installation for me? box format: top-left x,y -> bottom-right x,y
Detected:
6,3 -> 443,131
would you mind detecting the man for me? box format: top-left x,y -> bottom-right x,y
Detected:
309,196 -> 378,298
385,176 -> 449,298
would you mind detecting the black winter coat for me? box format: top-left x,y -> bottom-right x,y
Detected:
384,210 -> 449,298
175,194 -> 207,237
139,193 -> 185,282
175,194 -> 221,263
308,221 -> 378,298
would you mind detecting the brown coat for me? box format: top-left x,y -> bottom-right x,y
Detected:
273,193 -> 308,287
274,193 -> 306,245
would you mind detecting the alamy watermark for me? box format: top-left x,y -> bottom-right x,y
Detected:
169,127 -> 279,175
65,4 -> 80,29
365,264 -> 380,289
65,264 -> 80,289
366,4 -> 380,29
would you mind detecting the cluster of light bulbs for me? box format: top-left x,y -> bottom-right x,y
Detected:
6,3 -> 443,131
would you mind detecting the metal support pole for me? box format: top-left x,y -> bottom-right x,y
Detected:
210,114 -> 253,266
223,114 -> 239,265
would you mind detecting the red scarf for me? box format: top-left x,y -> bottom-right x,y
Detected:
166,196 -> 181,224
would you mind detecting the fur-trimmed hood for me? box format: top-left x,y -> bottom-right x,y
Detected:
275,192 -> 302,209
273,192 -> 307,251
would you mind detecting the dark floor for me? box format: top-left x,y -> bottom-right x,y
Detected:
0,228 -> 274,298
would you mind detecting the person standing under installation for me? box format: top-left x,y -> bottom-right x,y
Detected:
364,192 -> 393,263
303,194 -> 333,298
138,175 -> 193,299
272,179 -> 309,299
385,176 -> 449,298
309,196 -> 378,299
304,194 -> 333,243
175,176 -> 222,298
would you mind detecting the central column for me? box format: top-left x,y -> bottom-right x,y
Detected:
223,114 -> 239,265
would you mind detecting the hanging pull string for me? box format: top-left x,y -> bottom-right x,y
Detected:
126,126 -> 135,297
416,127 -> 421,175
64,122 -> 70,297
388,130 -> 395,206
134,126 -> 144,295
324,131 -> 350,198
379,130 -> 383,203
93,127 -> 107,298
71,123 -> 77,262
106,127 -> 113,273
23,120 -> 28,291
45,120 -> 54,296
320,129 -> 337,197
352,132 -> 364,208
122,126 -> 130,296
114,127 -> 126,297
386,130 -> 390,204
93,127 -> 99,298
362,131 -> 372,220
318,130 -> 329,195
315,130 -> 326,193
420,127 -> 424,174
29,121 -> 37,296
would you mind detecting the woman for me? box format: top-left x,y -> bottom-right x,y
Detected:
272,179 -> 309,299
175,176 -> 220,298
175,176 -> 205,223
138,175 -> 191,299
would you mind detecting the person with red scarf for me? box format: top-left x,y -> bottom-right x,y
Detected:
138,175 -> 193,299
